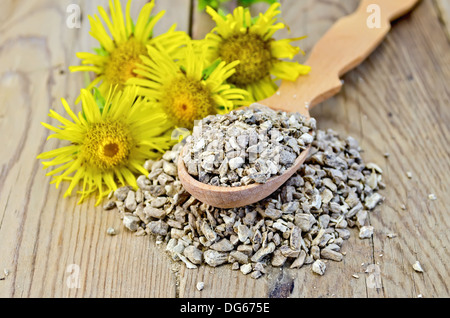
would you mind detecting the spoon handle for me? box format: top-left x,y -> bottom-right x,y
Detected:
262,0 -> 420,113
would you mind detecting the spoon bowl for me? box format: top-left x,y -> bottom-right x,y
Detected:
178,143 -> 311,209
178,0 -> 419,208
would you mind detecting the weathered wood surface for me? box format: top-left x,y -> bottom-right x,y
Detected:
0,0 -> 448,298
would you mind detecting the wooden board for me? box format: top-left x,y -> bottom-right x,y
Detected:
0,0 -> 449,298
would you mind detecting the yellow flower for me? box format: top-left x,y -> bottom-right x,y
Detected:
127,42 -> 250,129
204,3 -> 311,101
37,87 -> 174,205
70,0 -> 189,99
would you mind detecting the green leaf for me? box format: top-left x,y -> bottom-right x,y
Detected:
217,8 -> 228,19
198,0 -> 219,10
198,0 -> 230,11
146,16 -> 155,39
130,20 -> 136,35
238,0 -> 278,6
93,87 -> 106,114
202,58 -> 223,80
242,7 -> 252,28
93,46 -> 109,57
198,0 -> 278,11
250,16 -> 259,26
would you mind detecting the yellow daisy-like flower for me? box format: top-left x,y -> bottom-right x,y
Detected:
37,87 -> 174,205
70,0 -> 189,99
127,42 -> 250,129
204,3 -> 311,101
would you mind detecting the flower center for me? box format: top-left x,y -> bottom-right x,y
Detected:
104,38 -> 148,87
83,121 -> 133,170
103,143 -> 119,158
160,76 -> 215,129
219,32 -> 272,86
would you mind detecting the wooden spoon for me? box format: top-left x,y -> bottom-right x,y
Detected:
178,0 -> 419,209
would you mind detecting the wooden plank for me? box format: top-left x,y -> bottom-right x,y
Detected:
0,0 -> 190,298
186,0 -> 449,298
0,0 -> 448,299
153,0 -> 191,34
360,0 -> 450,297
253,0 -> 359,60
178,265 -> 268,298
278,0 -> 380,297
185,0 -> 369,298
302,0 -> 450,298
434,0 -> 450,41
191,0 -> 216,40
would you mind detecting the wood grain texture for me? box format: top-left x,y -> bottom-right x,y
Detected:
0,0 -> 449,298
434,0 -> 450,41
